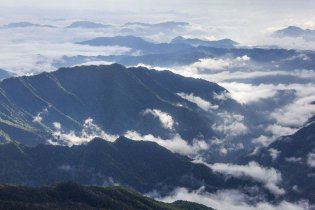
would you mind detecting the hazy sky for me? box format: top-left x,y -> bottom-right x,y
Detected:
1,1 -> 315,35
0,0 -> 315,45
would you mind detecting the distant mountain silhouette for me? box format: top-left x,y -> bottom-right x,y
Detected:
171,36 -> 238,48
66,21 -> 111,28
273,26 -> 315,41
78,35 -> 191,54
3,22 -> 56,28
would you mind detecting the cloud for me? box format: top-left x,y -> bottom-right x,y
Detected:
236,55 -> 250,61
212,112 -> 248,137
158,187 -> 309,210
307,152 -> 315,168
0,26 -> 130,74
74,61 -> 113,67
124,130 -> 209,156
142,109 -> 175,130
194,160 -> 285,195
269,84 -> 315,128
52,118 -> 118,145
265,124 -> 297,138
32,106 -> 50,123
252,135 -> 275,146
188,58 -> 231,71
218,82 -> 278,104
177,92 -> 219,111
268,148 -> 280,161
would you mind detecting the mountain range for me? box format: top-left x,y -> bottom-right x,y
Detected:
0,64 -> 243,150
56,35 -> 315,71
0,136 -> 267,198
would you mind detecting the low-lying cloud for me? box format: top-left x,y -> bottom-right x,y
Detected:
51,118 -> 118,146
212,112 -> 249,137
177,92 -> 219,111
142,109 -> 175,130
124,130 -> 209,156
194,160 -> 285,195
158,187 -> 310,210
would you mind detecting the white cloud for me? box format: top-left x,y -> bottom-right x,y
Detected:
266,124 -> 297,138
124,130 -> 209,156
268,148 -> 280,161
194,160 -> 285,195
53,122 -> 61,130
189,58 -> 231,71
212,112 -> 248,137
213,91 -> 231,101
236,55 -> 250,61
177,92 -> 218,111
218,82 -> 278,104
74,61 -> 113,67
307,152 -> 315,168
143,109 -> 175,130
252,135 -> 274,146
0,27 -> 130,74
158,187 -> 309,210
270,84 -> 315,128
32,107 -> 49,123
52,118 -> 118,146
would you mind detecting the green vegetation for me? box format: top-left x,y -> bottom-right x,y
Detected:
0,182 -> 215,210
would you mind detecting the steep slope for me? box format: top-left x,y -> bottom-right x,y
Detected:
0,182 -> 214,210
247,121 -> 315,202
0,64 -> 239,148
0,137 -> 264,196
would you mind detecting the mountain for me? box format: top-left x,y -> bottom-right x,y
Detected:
0,69 -> 13,81
78,35 -> 191,54
59,43 -> 315,70
66,21 -> 111,29
3,22 -> 55,28
273,26 -> 315,41
246,121 -> 315,202
78,35 -> 153,49
0,136 -> 266,198
0,182 -> 214,210
171,36 -> 238,48
0,64 -> 241,150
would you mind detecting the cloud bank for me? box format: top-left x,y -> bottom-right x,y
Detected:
194,160 -> 285,195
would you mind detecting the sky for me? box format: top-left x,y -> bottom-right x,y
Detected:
0,0 -> 315,45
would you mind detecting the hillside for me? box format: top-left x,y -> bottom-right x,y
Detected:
0,64 -> 239,149
0,182 -> 214,210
